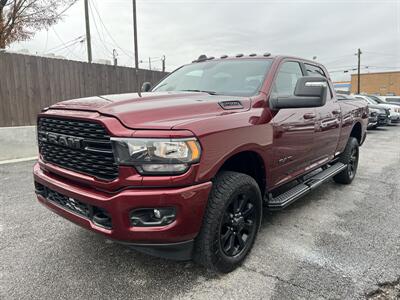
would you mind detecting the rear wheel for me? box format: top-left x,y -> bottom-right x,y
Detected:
194,171 -> 262,273
333,137 -> 359,184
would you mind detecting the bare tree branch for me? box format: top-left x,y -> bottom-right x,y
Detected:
0,0 -> 77,48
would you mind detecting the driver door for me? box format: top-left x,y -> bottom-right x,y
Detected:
271,61 -> 317,187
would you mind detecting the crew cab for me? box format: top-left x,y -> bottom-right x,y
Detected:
33,54 -> 368,273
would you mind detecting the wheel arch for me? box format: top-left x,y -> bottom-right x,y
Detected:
350,121 -> 363,144
215,150 -> 267,196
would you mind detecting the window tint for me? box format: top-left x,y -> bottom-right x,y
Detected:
273,61 -> 303,96
305,64 -> 326,77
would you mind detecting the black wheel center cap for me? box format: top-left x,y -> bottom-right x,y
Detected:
232,216 -> 245,230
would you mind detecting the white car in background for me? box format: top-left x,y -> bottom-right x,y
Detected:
353,95 -> 400,123
378,96 -> 400,106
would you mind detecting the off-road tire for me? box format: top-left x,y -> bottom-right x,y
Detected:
333,137 -> 359,184
193,171 -> 262,273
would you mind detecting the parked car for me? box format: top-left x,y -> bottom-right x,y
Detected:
337,94 -> 388,129
34,54 -> 368,272
378,96 -> 400,106
354,95 -> 400,123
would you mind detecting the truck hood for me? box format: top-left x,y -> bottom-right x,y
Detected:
49,92 -> 251,130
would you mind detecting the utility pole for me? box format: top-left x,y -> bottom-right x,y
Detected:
161,55 -> 166,72
148,57 -> 151,70
84,0 -> 92,63
113,49 -> 118,66
132,0 -> 141,96
357,48 -> 362,94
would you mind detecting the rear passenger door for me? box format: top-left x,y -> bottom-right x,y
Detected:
305,63 -> 341,165
271,61 -> 317,186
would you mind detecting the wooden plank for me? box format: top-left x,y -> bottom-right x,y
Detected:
0,53 -> 168,126
0,53 -> 12,126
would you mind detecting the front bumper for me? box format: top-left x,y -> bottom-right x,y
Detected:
33,163 -> 212,259
368,115 -> 378,128
389,112 -> 400,122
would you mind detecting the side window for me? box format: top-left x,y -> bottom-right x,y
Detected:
273,61 -> 303,96
305,63 -> 333,99
305,63 -> 326,77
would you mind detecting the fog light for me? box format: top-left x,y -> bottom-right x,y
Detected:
130,207 -> 176,227
153,209 -> 161,219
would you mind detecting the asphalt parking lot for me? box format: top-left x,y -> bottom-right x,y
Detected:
1,124 -> 399,300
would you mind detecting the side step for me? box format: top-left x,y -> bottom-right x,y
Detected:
266,162 -> 347,210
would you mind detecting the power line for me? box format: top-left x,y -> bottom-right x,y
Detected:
51,28 -> 83,59
363,51 -> 399,58
55,1 -> 78,18
321,54 -> 356,66
90,0 -> 135,60
47,35 -> 85,53
88,0 -> 113,57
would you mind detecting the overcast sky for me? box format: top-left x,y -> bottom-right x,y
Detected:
9,0 -> 400,81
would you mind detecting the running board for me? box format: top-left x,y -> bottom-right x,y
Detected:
266,162 -> 347,210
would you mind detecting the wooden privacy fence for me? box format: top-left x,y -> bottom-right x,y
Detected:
0,52 -> 168,127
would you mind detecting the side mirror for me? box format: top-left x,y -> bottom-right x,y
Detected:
141,82 -> 152,92
270,76 -> 328,109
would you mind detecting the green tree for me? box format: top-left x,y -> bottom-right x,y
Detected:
0,0 -> 77,49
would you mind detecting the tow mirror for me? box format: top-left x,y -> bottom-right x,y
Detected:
141,82 -> 152,92
270,76 -> 328,109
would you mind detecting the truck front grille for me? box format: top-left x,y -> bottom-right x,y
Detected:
38,117 -> 118,181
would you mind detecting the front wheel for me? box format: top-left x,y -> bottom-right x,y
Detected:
194,171 -> 262,273
333,137 -> 359,184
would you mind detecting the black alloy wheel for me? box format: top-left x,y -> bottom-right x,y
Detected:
347,146 -> 359,180
194,171 -> 262,273
219,191 -> 257,257
334,137 -> 359,184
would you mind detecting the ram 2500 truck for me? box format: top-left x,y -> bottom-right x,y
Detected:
34,54 -> 368,273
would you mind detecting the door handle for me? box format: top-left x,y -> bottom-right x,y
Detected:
332,109 -> 341,115
303,113 -> 316,119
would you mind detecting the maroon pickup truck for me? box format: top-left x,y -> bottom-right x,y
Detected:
34,54 -> 368,272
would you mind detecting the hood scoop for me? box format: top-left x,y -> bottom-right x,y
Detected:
219,100 -> 244,110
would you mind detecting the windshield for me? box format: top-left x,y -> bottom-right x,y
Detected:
357,96 -> 378,105
367,95 -> 384,103
153,59 -> 272,97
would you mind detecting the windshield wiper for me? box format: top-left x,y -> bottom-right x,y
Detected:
180,89 -> 220,95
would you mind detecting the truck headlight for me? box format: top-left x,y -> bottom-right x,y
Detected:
111,138 -> 201,175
